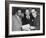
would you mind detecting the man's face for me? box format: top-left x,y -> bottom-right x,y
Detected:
17,10 -> 21,16
31,9 -> 36,14
21,13 -> 24,17
31,9 -> 37,18
25,9 -> 30,15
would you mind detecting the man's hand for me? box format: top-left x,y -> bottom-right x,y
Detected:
22,24 -> 31,31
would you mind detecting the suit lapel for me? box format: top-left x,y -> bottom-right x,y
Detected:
15,15 -> 22,24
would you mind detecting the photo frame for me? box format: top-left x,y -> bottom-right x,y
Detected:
5,1 -> 45,37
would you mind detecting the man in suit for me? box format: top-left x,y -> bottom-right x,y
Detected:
21,9 -> 36,31
12,10 -> 22,31
21,9 -> 32,31
31,9 -> 37,30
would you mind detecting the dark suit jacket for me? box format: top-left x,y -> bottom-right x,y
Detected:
22,13 -> 34,26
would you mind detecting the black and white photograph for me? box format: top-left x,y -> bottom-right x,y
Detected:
5,1 -> 45,37
12,7 -> 40,31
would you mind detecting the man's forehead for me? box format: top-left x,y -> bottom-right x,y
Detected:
32,9 -> 35,11
18,10 -> 21,11
26,9 -> 29,12
31,9 -> 36,12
